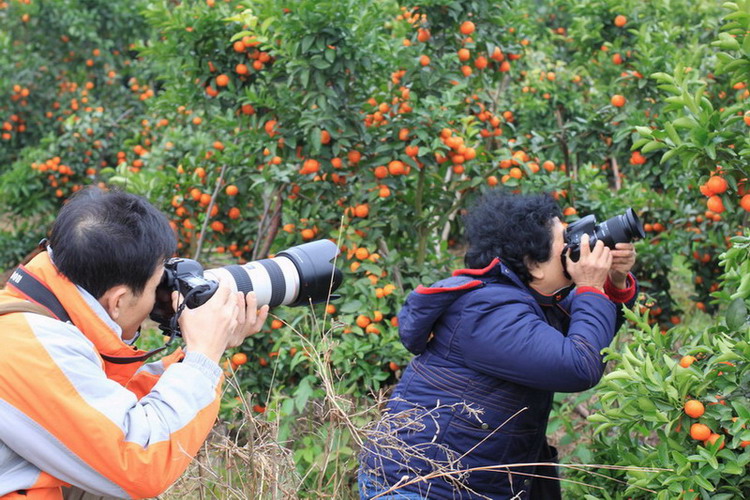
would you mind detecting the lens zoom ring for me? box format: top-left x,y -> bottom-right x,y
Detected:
225,265 -> 254,294
259,259 -> 286,307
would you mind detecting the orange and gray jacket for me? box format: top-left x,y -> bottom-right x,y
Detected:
0,252 -> 223,499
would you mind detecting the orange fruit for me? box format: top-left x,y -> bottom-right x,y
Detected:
706,175 -> 728,194
235,63 -> 249,75
271,319 -> 283,329
231,353 -> 248,365
457,48 -> 471,62
216,74 -> 230,87
389,361 -> 399,372
690,423 -> 711,441
611,94 -> 626,107
325,304 -> 336,314
355,247 -> 370,260
353,203 -> 370,218
741,194 -> 750,212
460,21 -> 475,35
614,15 -> 627,27
417,28 -> 431,42
356,315 -> 371,328
684,400 -> 705,418
706,195 -> 725,214
563,207 -> 577,216
509,167 -> 522,179
301,228 -> 315,240
419,55 -> 430,66
225,185 -> 239,196
705,433 -> 725,450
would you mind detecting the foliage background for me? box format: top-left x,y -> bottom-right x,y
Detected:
1,0 -> 750,498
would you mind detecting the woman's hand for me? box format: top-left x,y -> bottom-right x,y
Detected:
608,243 -> 636,289
566,234 -> 612,292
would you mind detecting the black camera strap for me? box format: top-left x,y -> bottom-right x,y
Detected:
5,266 -> 170,364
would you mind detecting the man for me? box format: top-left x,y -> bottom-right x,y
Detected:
359,190 -> 638,499
0,187 -> 269,499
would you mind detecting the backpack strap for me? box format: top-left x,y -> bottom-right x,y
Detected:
0,301 -> 56,319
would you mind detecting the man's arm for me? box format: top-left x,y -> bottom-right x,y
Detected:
0,314 -> 221,498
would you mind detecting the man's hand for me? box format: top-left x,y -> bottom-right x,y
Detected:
225,291 -> 269,348
566,234 -> 612,292
171,284 -> 241,363
608,242 -> 636,289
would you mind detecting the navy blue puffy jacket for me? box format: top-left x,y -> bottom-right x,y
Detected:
361,258 -> 637,499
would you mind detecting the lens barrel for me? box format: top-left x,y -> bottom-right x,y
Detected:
564,208 -> 645,261
205,239 -> 342,308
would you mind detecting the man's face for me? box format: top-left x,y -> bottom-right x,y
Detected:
117,264 -> 164,341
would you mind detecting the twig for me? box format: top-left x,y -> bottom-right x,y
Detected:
194,164 -> 228,261
611,155 -> 622,191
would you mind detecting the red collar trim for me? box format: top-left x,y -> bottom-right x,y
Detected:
453,258 -> 501,277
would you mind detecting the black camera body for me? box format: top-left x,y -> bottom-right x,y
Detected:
564,207 -> 645,261
150,258 -> 219,334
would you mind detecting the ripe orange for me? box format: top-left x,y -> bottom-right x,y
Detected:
231,353 -> 248,366
706,195 -> 725,214
610,94 -> 626,107
684,400 -> 705,418
355,247 -> 370,260
374,165 -> 388,179
235,63 -> 249,75
509,167 -> 522,179
417,28 -> 431,43
460,21 -> 475,35
301,228 -> 315,240
706,175 -> 728,194
271,319 -> 283,329
419,55 -> 430,66
228,207 -> 241,219
353,203 -> 370,218
225,184 -> 239,196
216,74 -> 230,87
389,361 -> 399,372
458,48 -> 471,62
614,15 -> 627,27
741,194 -> 750,212
542,160 -> 555,172
705,433 -> 725,450
563,206 -> 577,216
356,315 -> 371,328
690,423 -> 711,441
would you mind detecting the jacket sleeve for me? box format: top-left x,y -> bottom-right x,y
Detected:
0,313 -> 222,498
458,290 -> 618,392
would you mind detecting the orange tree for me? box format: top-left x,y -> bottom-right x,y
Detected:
2,0 -> 750,496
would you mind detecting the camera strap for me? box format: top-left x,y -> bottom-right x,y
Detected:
4,265 -> 170,364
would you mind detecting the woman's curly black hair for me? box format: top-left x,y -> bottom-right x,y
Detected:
463,190 -> 562,284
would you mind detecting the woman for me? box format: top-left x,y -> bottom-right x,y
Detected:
359,191 -> 637,499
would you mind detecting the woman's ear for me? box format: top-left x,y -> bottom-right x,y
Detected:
97,285 -> 129,320
524,256 -> 544,281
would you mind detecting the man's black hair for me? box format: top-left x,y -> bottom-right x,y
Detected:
48,187 -> 177,298
463,189 -> 562,284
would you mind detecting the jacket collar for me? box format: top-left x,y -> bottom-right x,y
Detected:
5,252 -> 150,367
454,258 -> 573,306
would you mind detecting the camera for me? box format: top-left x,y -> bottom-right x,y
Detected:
150,239 -> 343,335
563,207 -> 645,262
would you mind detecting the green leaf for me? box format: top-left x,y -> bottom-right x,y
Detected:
642,141 -> 667,153
726,297 -> 748,329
